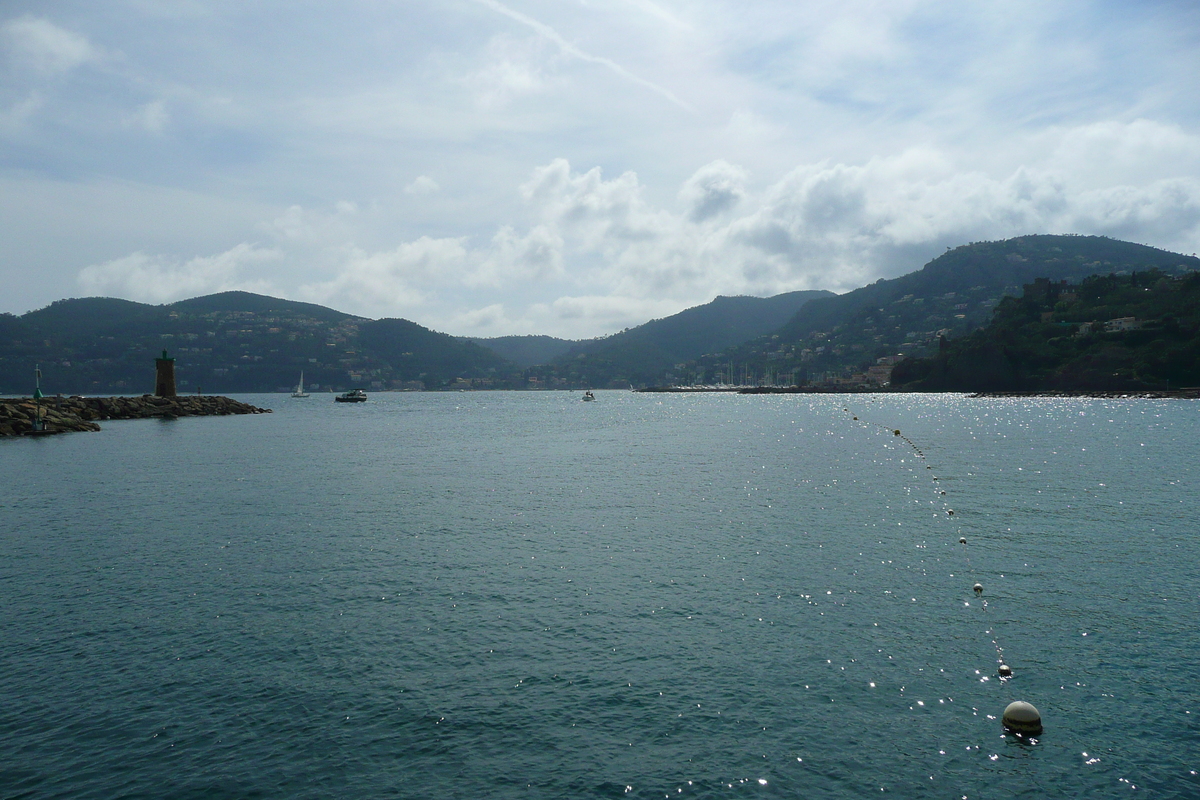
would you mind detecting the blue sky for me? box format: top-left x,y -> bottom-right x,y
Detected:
2,0 -> 1199,337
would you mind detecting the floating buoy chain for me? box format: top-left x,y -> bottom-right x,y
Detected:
841,405 -> 1039,736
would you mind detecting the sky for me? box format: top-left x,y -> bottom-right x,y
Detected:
2,1 -> 1199,339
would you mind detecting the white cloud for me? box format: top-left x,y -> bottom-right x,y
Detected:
6,3 -> 1200,337
297,236 -> 470,317
449,302 -> 509,334
679,160 -> 748,222
471,224 -> 563,287
470,0 -> 693,111
121,99 -> 169,134
404,175 -> 441,195
77,243 -> 280,303
0,90 -> 43,132
3,15 -> 97,74
467,34 -> 555,109
260,203 -> 358,244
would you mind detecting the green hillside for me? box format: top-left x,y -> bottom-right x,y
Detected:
527,290 -> 833,387
6,235 -> 1197,395
358,319 -> 513,386
170,291 -> 353,322
0,294 -> 521,394
891,270 -> 1200,391
466,335 -> 577,368
682,235 -> 1200,386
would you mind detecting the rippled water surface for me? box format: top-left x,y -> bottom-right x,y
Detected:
2,391 -> 1198,799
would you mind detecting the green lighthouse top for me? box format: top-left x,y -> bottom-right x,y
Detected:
157,349 -> 175,362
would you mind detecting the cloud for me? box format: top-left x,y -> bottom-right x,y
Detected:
467,33 -> 555,109
1040,119 -> 1200,189
2,15 -> 97,74
470,0 -> 693,111
121,100 -> 169,134
404,175 -> 441,195
260,203 -> 359,244
471,224 -> 563,287
77,243 -> 280,303
446,294 -> 682,338
0,90 -> 43,132
679,160 -> 748,222
66,127 -> 1200,339
20,4 -> 1198,339
513,141 -> 1200,307
297,236 -> 470,316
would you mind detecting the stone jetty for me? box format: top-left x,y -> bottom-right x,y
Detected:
0,395 -> 271,436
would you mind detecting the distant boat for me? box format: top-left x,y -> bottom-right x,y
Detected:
582,390 -> 595,401
292,371 -> 309,398
335,388 -> 367,403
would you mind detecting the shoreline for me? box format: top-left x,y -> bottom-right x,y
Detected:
637,385 -> 1200,399
965,389 -> 1200,399
0,395 -> 272,437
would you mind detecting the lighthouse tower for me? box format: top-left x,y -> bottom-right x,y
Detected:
155,350 -> 177,397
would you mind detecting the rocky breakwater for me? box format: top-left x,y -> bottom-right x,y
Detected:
0,395 -> 271,436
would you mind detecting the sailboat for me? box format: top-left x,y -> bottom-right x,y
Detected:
291,371 -> 310,398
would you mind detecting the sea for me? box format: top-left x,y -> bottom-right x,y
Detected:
1,391 -> 1197,799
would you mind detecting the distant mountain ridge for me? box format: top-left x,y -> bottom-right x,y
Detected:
519,290 -> 834,387
0,288 -> 833,393
4,236 -> 1197,394
681,235 -> 1200,386
462,335 -> 577,368
0,291 -> 513,394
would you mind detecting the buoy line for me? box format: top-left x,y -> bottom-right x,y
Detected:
840,403 -> 1042,737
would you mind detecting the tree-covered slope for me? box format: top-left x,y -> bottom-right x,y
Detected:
891,269 -> 1200,391
527,289 -> 833,387
466,335 -> 577,368
20,297 -> 167,339
0,294 -> 522,394
687,235 -> 1200,386
357,318 -> 514,384
170,291 -> 354,323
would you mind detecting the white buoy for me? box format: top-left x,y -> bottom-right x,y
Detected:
959,537 -> 967,544
1002,701 -> 1042,734
998,664 -> 1013,678
947,509 -> 955,516
973,583 -> 983,596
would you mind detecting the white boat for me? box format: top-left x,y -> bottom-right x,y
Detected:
292,371 -> 309,398
582,390 -> 595,401
335,388 -> 367,403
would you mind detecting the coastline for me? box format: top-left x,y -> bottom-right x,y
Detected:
638,385 -> 1200,399
965,389 -> 1200,399
0,395 -> 272,437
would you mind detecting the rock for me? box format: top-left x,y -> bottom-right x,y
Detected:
0,395 -> 271,436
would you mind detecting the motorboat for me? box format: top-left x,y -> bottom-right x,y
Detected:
335,389 -> 367,403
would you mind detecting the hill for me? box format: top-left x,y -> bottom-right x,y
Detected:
891,269 -> 1200,391
525,290 -> 833,387
679,236 -> 1200,386
358,318 -> 515,385
6,236 -> 1197,394
0,293 -> 519,394
170,291 -> 353,323
465,335 -> 577,368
